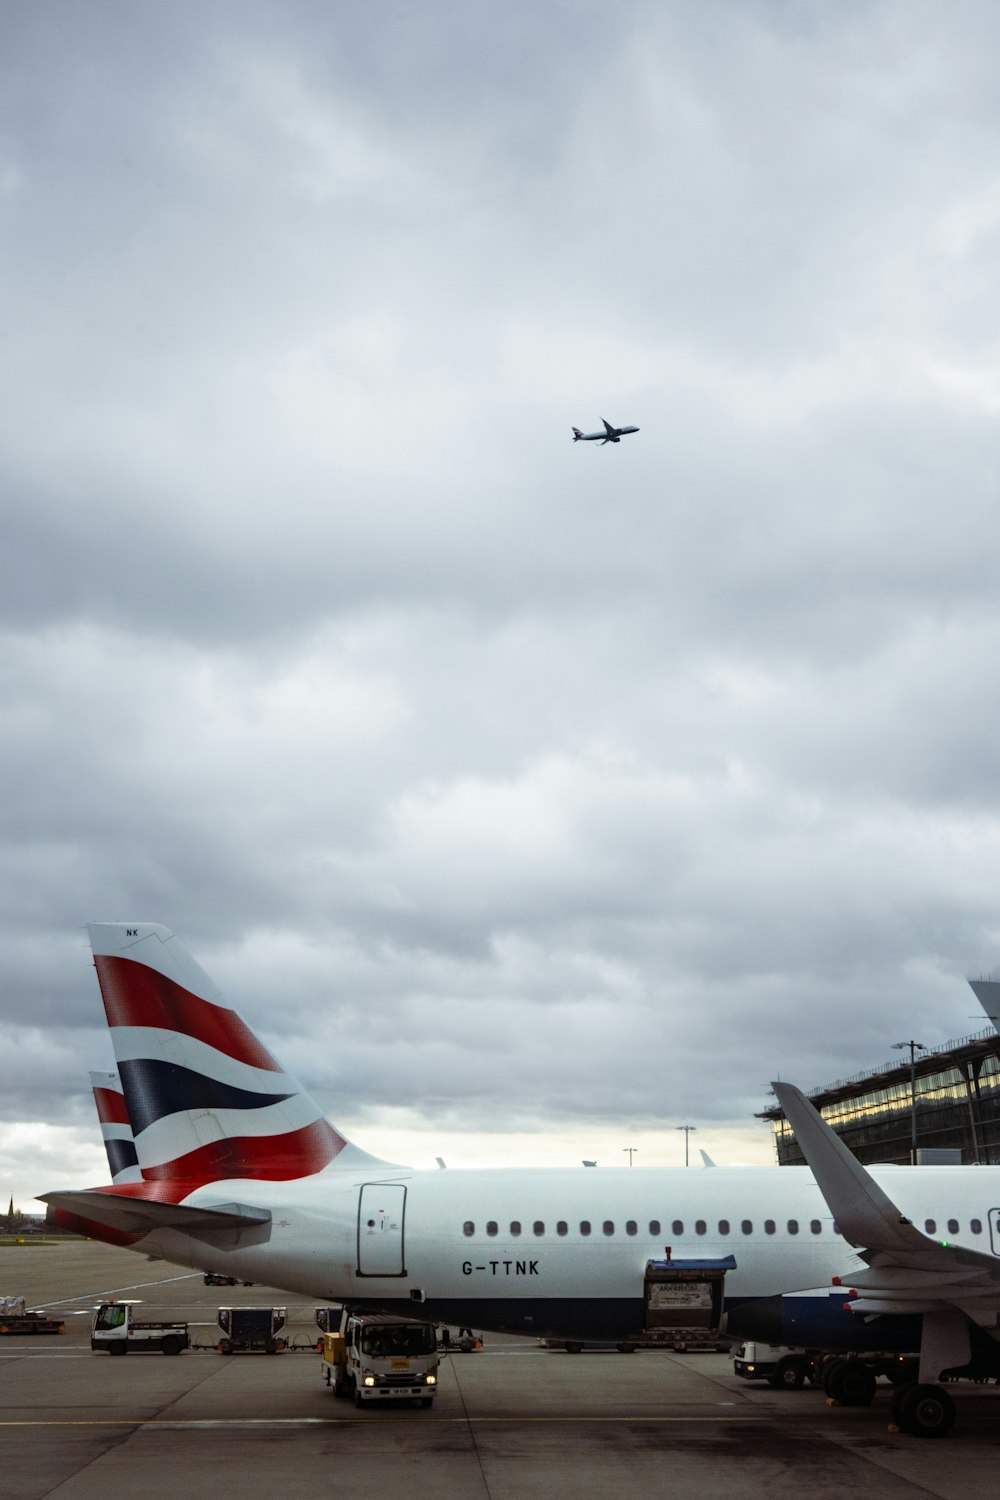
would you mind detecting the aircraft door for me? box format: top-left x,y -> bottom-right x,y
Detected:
989,1207 -> 1000,1255
357,1184 -> 407,1277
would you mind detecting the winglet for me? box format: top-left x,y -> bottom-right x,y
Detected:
771,1081 -> 929,1253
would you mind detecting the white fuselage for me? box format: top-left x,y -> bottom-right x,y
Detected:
133,1164 -> 1000,1341
576,426 -> 639,442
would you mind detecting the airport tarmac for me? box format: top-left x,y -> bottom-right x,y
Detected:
2,1239 -> 1000,1500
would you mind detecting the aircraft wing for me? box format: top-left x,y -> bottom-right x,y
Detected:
601,418 -> 616,436
771,1083 -> 1000,1317
40,1189 -> 271,1237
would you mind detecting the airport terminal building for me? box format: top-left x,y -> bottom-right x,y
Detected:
761,980 -> 1000,1167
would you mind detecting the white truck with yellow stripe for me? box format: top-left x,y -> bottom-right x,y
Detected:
321,1311 -> 438,1406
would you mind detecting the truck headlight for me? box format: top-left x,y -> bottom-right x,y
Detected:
364,1376 -> 376,1387
425,1374 -> 436,1385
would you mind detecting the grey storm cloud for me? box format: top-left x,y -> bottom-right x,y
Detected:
3,1 -> 1000,1203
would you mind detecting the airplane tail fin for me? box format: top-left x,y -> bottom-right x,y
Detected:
87,923 -> 383,1190
89,1070 -> 142,1184
572,427 -> 584,441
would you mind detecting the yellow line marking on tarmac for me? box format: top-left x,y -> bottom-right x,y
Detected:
0,1414 -> 766,1428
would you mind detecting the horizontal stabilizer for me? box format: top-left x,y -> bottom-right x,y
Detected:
40,1189 -> 271,1237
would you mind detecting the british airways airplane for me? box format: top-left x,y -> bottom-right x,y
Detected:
41,924 -> 1000,1435
572,418 -> 639,444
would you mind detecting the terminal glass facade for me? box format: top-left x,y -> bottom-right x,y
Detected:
765,1029 -> 1000,1166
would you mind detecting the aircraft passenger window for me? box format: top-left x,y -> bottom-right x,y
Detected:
603,1221 -> 614,1236
741,1220 -> 753,1234
533,1221 -> 545,1236
557,1221 -> 568,1236
947,1219 -> 958,1235
925,1219 -> 936,1234
671,1219 -> 682,1236
510,1221 -> 521,1236
718,1220 -> 730,1235
810,1220 -> 822,1234
580,1221 -> 592,1236
695,1219 -> 706,1235
626,1221 -> 637,1236
787,1219 -> 799,1235
650,1220 -> 661,1236
971,1219 -> 983,1235
463,1221 -> 474,1237
764,1219 -> 776,1235
832,1221 -> 840,1235
486,1221 -> 498,1237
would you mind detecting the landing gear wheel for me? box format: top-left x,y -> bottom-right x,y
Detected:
768,1356 -> 807,1390
821,1357 -> 847,1397
890,1381 -> 909,1427
895,1383 -> 955,1438
827,1360 -> 877,1407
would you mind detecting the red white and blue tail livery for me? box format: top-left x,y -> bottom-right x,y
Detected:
87,922 -> 374,1186
89,1070 -> 142,1184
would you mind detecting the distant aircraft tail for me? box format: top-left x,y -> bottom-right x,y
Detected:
572,427 -> 584,441
86,922 -> 384,1190
89,1069 -> 142,1183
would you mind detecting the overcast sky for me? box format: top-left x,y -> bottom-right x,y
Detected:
4,0 -> 1000,1208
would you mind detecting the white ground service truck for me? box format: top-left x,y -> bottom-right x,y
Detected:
321,1311 -> 438,1407
91,1301 -> 188,1355
733,1341 -> 814,1389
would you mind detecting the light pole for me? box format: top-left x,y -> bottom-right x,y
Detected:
675,1124 -> 696,1166
892,1039 -> 926,1165
622,1148 -> 638,1167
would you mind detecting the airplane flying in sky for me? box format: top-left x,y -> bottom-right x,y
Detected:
572,418 -> 639,444
41,924 -> 1000,1435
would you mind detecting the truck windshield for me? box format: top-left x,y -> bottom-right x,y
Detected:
360,1325 -> 435,1356
95,1305 -> 127,1330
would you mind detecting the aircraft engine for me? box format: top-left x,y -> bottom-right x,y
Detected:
725,1287 -> 922,1353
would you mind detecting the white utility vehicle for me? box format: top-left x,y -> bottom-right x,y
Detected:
91,1301 -> 188,1355
733,1341 -> 813,1389
321,1311 -> 438,1406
